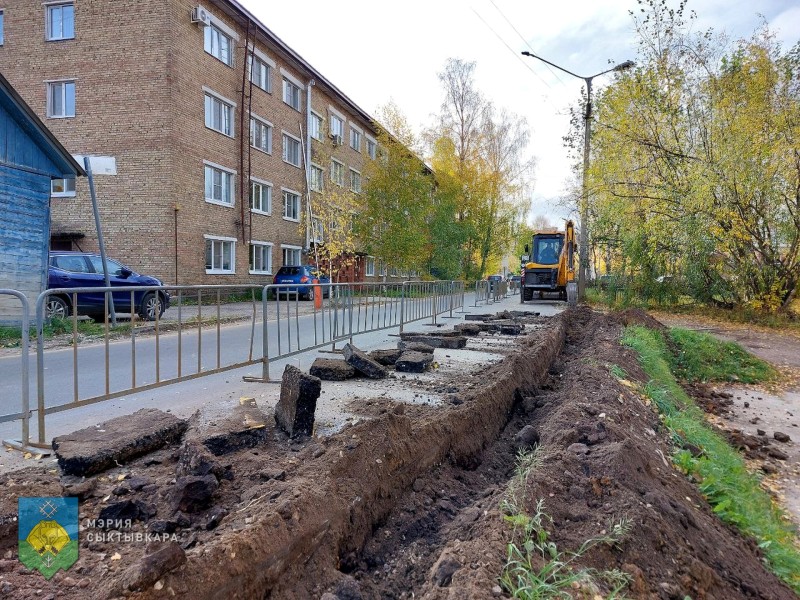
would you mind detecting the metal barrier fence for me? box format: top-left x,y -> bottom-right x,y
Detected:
473,280 -> 510,306
0,290 -> 31,451
0,280 -> 464,448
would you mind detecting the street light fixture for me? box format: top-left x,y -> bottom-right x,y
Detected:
521,51 -> 634,300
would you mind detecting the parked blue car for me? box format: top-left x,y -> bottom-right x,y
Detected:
47,251 -> 170,320
271,265 -> 330,300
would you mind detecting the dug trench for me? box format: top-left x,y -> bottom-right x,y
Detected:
0,308 -> 795,599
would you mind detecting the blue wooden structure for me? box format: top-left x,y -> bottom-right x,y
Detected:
0,72 -> 85,322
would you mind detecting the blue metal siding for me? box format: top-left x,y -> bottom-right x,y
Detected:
0,101 -> 62,177
0,164 -> 51,320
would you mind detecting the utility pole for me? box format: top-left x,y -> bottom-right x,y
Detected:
521,51 -> 633,299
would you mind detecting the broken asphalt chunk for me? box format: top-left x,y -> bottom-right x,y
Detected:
275,364 -> 322,437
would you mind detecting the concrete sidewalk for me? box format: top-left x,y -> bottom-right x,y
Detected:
0,291 -> 565,473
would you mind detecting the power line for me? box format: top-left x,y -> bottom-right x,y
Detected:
488,0 -> 568,87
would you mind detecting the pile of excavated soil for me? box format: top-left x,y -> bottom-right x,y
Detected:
0,308 -> 795,599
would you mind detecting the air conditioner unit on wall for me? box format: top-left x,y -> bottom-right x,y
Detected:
191,6 -> 212,26
331,134 -> 342,146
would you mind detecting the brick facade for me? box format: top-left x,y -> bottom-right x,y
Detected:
0,0 -> 385,286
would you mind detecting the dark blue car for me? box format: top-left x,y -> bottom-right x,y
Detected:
271,265 -> 330,300
47,252 -> 170,320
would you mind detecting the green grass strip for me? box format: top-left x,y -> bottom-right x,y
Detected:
622,325 -> 800,593
667,328 -> 776,384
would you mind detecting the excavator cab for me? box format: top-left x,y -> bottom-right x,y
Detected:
520,221 -> 577,306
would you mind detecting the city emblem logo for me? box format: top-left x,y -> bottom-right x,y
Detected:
18,497 -> 79,579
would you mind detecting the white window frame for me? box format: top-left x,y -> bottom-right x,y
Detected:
329,114 -> 343,138
45,2 -> 74,41
0,10 -> 5,46
282,188 -> 301,222
203,161 -> 236,207
349,125 -> 362,152
249,49 -> 274,93
249,177 -> 272,215
204,90 -> 235,137
349,168 -> 362,194
46,80 -> 75,118
311,217 -> 324,244
51,178 -> 76,197
310,163 -> 324,193
331,159 -> 344,187
282,132 -> 301,167
204,235 -> 236,274
249,241 -> 273,275
309,111 -> 323,141
250,115 -> 273,153
204,23 -> 233,67
366,136 -> 377,160
282,79 -> 301,111
282,245 -> 302,267
365,256 -> 375,277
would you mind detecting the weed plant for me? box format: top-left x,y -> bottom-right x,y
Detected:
500,450 -> 632,599
623,326 -> 800,592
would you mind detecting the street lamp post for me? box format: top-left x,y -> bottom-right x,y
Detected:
521,51 -> 633,299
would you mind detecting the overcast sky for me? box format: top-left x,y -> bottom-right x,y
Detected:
239,0 -> 800,224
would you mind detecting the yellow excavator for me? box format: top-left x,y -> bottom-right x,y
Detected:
520,220 -> 577,306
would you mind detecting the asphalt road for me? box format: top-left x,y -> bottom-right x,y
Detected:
0,291 -> 565,471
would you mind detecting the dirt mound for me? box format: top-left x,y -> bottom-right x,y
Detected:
0,309 -> 794,599
612,307 -> 668,331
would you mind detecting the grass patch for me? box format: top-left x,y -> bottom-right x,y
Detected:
667,328 -> 777,384
500,449 -> 632,599
622,326 -> 800,592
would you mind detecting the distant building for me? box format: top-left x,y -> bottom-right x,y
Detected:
0,71 -> 85,322
0,0 -> 387,285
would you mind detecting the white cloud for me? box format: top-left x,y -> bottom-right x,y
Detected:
240,0 -> 799,223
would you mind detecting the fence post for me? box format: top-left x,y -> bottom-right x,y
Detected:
261,285 -> 270,381
0,291 -> 31,452
399,282 -> 407,334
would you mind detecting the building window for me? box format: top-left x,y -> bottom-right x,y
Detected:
310,112 -> 323,141
250,117 -> 272,153
250,55 -> 272,93
46,3 -> 74,41
350,128 -> 361,152
204,164 -> 234,206
0,11 -> 5,46
283,79 -> 301,111
282,133 -> 301,167
282,189 -> 300,221
249,242 -> 273,274
250,180 -> 272,214
366,138 -> 377,160
47,81 -> 75,118
282,246 -> 301,267
205,236 -> 235,274
204,23 -> 232,66
51,178 -> 76,197
366,257 -> 375,277
311,218 -> 324,244
330,114 -> 343,138
205,93 -> 233,136
331,160 -> 344,186
349,169 -> 361,193
310,164 -> 324,192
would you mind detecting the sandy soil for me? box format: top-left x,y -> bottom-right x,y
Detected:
0,308 -> 795,599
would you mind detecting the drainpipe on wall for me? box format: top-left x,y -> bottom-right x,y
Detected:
305,79 -> 315,252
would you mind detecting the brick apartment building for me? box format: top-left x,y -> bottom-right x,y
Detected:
0,0 -> 387,285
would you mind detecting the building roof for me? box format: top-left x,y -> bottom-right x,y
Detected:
214,0 -> 377,128
0,72 -> 86,178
